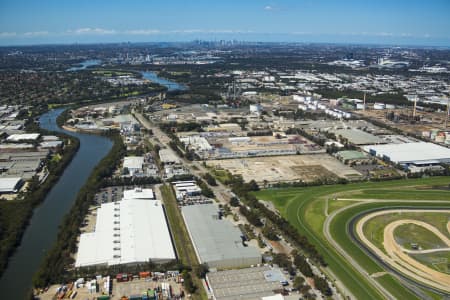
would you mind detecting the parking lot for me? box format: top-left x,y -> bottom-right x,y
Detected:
94,186 -> 125,205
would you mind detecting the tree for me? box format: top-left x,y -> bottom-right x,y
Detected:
229,197 -> 240,207
293,276 -> 305,289
195,263 -> 209,279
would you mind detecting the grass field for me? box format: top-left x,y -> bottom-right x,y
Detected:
394,223 -> 448,250
254,177 -> 450,300
362,212 -> 450,253
160,185 -> 207,300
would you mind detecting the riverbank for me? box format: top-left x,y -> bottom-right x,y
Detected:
0,109 -> 114,300
0,127 -> 80,278
32,131 -> 125,288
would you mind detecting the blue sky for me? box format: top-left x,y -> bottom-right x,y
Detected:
0,0 -> 449,46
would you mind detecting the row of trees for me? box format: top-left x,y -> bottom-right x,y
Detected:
33,132 -> 126,287
224,173 -> 327,266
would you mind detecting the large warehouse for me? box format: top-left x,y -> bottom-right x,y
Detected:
363,142 -> 450,166
75,199 -> 176,267
182,204 -> 261,269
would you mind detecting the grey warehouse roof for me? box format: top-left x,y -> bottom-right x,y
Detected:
182,204 -> 261,269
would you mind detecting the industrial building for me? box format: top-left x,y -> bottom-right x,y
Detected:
6,133 -> 40,142
182,204 -> 261,269
206,266 -> 285,300
332,128 -> 384,145
335,150 -> 371,165
159,149 -> 181,165
123,156 -> 144,176
363,142 -> 450,170
172,181 -> 202,200
75,199 -> 176,267
123,187 -> 154,200
0,177 -> 24,194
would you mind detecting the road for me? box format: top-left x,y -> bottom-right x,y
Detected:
134,111 -> 333,299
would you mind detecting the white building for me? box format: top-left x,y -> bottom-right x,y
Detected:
363,142 -> 450,171
123,187 -> 154,200
123,156 -> 144,176
6,133 -> 40,142
75,199 -> 176,267
0,177 -> 23,194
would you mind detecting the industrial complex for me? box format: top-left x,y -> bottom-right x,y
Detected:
182,204 -> 261,269
75,192 -> 176,268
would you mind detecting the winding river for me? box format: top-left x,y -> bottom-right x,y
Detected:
0,109 -> 113,299
0,69 -> 185,299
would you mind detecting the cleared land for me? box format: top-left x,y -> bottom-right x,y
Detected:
207,154 -> 362,184
254,177 -> 450,300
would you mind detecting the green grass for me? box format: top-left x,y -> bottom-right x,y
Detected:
375,274 -> 420,300
363,212 -> 450,253
254,176 -> 450,300
394,223 -> 448,250
340,187 -> 450,200
411,252 -> 450,274
160,185 -> 207,300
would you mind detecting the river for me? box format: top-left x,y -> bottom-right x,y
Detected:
0,109 -> 113,299
67,59 -> 101,71
141,71 -> 187,92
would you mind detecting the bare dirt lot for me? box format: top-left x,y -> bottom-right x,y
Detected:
207,154 -> 362,183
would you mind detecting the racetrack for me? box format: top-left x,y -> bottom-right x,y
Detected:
347,207 -> 450,298
355,210 -> 450,292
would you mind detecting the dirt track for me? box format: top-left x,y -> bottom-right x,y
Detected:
356,209 -> 450,292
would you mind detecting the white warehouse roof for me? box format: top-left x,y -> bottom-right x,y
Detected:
363,142 -> 450,164
0,177 -> 23,193
75,199 -> 175,267
7,133 -> 40,141
123,188 -> 154,200
123,156 -> 144,170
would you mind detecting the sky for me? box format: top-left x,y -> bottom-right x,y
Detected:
0,0 -> 449,47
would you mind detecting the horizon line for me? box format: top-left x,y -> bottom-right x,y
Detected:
1,40 -> 449,49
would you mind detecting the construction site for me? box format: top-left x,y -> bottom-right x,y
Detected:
206,154 -> 362,184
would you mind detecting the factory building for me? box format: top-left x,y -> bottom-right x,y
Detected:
159,149 -> 181,165
363,142 -> 450,171
123,156 -> 144,176
123,187 -> 154,200
182,204 -> 261,269
172,181 -> 202,200
0,177 -> 24,194
75,199 -> 176,268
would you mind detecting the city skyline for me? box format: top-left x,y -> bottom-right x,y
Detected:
1,0 -> 450,47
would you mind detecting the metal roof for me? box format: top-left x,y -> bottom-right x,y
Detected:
75,199 -> 175,267
363,142 -> 450,164
181,204 -> 261,268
